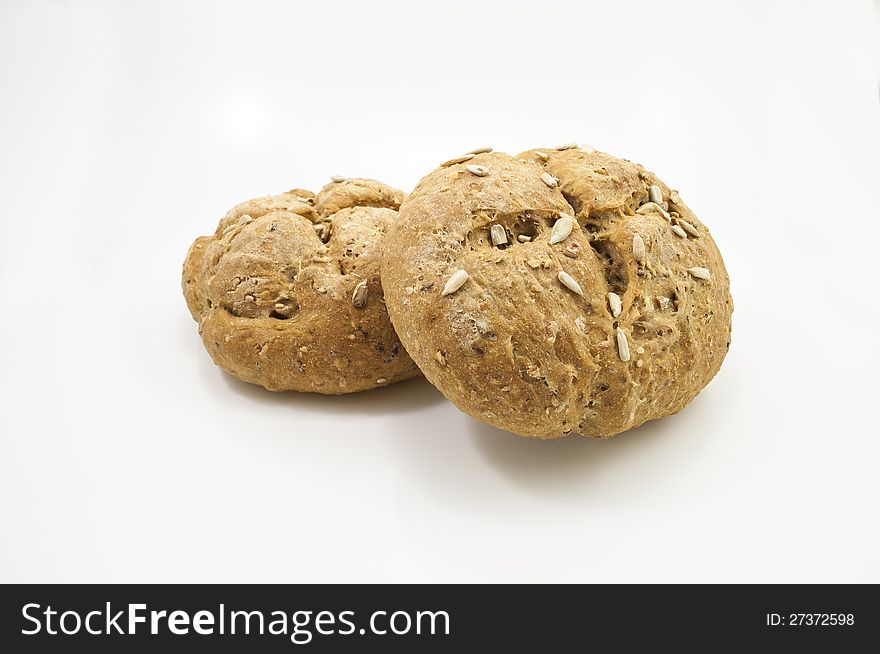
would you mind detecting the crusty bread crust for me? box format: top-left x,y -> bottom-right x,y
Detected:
382,148 -> 732,438
183,179 -> 420,393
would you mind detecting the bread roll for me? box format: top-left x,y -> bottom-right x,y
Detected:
183,178 -> 420,393
382,147 -> 732,438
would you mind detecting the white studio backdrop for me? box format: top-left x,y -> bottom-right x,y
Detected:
1,0 -> 878,582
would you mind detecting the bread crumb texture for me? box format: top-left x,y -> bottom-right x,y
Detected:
183,178 -> 420,393
381,148 -> 733,438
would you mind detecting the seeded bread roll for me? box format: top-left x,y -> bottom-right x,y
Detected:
381,147 -> 732,438
183,178 -> 420,393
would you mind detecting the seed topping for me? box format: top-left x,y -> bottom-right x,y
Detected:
679,219 -> 699,237
466,164 -> 489,177
616,327 -> 631,362
608,292 -> 622,318
687,267 -> 711,280
442,269 -> 469,295
557,271 -> 584,296
648,185 -> 663,205
549,214 -> 575,244
632,234 -> 646,263
352,279 -> 369,308
490,224 -> 508,247
636,201 -> 671,221
441,153 -> 475,167
540,172 -> 559,188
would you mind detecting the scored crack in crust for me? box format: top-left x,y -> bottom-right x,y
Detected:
183,178 -> 420,393
381,147 -> 733,438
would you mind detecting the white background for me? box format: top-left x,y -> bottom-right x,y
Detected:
1,0 -> 878,583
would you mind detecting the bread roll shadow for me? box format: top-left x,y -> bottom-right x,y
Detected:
467,394 -> 713,492
219,372 -> 444,416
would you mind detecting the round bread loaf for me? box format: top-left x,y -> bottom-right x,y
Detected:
183,178 -> 420,393
381,147 -> 732,438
